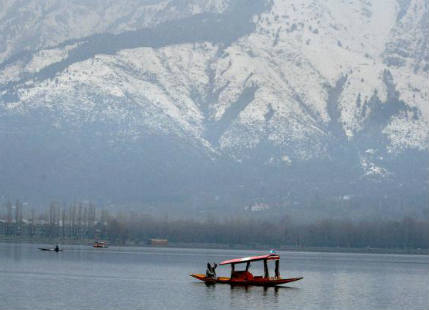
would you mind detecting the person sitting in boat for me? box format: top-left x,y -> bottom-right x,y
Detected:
54,244 -> 59,252
206,262 -> 217,278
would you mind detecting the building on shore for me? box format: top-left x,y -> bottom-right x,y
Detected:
149,238 -> 168,246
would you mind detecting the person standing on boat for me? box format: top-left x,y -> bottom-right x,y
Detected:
206,263 -> 217,278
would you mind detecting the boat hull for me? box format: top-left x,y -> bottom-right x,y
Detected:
190,274 -> 303,286
38,248 -> 62,252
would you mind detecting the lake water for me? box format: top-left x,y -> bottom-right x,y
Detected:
0,243 -> 428,310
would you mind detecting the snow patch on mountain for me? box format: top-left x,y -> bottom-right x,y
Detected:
1,0 -> 428,159
0,0 -> 230,63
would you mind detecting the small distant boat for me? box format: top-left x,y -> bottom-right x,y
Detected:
39,245 -> 62,252
191,253 -> 303,287
93,241 -> 108,248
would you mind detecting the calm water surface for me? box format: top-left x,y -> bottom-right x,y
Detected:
0,243 -> 428,310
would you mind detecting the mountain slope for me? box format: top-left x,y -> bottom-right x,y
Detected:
0,0 -> 428,219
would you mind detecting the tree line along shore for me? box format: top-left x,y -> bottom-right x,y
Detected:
1,201 -> 428,251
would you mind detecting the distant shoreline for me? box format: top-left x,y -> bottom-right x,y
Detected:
1,238 -> 427,255
162,242 -> 429,255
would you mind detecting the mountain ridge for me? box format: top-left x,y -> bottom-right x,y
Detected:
0,0 -> 428,218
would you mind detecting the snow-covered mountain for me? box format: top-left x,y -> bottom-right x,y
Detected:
0,0 -> 428,219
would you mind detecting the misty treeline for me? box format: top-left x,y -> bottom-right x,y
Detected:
0,200 -> 428,249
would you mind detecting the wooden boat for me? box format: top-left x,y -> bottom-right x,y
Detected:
39,247 -> 62,252
191,253 -> 303,287
92,241 -> 108,248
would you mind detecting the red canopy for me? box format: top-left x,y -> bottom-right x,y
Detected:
220,254 -> 280,265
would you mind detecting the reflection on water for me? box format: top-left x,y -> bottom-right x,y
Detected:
4,244 -> 23,262
0,243 -> 428,310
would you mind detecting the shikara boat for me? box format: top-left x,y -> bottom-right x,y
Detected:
92,241 -> 108,248
191,253 -> 303,286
